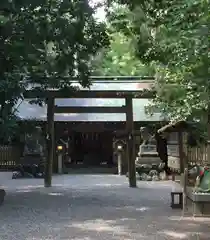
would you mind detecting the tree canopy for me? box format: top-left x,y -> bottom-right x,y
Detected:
91,5 -> 155,76
107,0 -> 210,123
0,0 -> 108,143
0,0 -> 108,102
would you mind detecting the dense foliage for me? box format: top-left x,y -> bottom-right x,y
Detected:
107,0 -> 210,123
91,5 -> 155,76
0,0 -> 108,143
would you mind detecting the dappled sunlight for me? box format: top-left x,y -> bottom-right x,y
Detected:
136,207 -> 150,212
26,238 -> 45,240
48,192 -> 64,196
157,216 -> 210,239
159,230 -> 188,239
120,218 -> 136,221
137,181 -> 176,189
62,238 -> 92,240
16,185 -> 44,190
169,215 -> 210,223
13,183 -> 73,191
94,183 -> 123,187
159,230 -> 209,239
70,219 -> 138,237
116,206 -> 150,212
73,175 -> 123,178
15,189 -> 33,193
65,238 -> 92,240
1,175 -> 210,239
1,184 -> 45,191
186,222 -> 199,227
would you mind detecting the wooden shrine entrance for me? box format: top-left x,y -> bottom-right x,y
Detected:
55,123 -> 114,167
26,84 -> 154,188
70,131 -> 113,166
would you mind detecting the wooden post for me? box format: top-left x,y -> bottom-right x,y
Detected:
207,111 -> 210,165
125,95 -> 136,187
178,131 -> 184,173
182,167 -> 188,216
45,96 -> 55,187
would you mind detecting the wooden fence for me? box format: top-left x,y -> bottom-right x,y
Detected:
168,143 -> 209,171
184,144 -> 209,166
0,146 -> 21,170
0,142 -> 209,171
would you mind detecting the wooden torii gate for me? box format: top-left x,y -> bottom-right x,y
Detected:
25,83 -> 154,188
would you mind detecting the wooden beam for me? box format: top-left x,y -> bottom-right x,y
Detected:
114,130 -> 142,138
125,96 -> 137,188
24,90 -> 154,99
44,96 -> 55,187
178,131 -> 184,174
54,106 -> 126,114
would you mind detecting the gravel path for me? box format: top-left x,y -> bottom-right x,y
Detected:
0,173 -> 210,240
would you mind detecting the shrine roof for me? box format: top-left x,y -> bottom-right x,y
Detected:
16,76 -> 166,122
158,120 -> 190,133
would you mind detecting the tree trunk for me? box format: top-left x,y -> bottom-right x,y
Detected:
207,110 -> 210,165
155,132 -> 170,174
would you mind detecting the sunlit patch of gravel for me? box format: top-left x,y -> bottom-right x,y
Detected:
0,173 -> 210,240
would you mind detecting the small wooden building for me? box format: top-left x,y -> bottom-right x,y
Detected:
158,120 -> 210,172
158,120 -> 191,173
158,121 -> 210,216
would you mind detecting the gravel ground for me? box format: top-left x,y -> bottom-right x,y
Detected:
0,173 -> 210,240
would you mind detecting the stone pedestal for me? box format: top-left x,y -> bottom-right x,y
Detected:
135,151 -> 163,180
186,188 -> 210,217
0,189 -> 6,205
186,197 -> 210,217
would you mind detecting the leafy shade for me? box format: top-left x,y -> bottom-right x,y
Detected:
91,31 -> 155,76
107,0 -> 210,123
0,112 -> 20,145
91,5 -> 154,76
0,0 -> 109,143
0,0 -> 108,89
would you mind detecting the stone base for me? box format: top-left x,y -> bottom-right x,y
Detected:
186,197 -> 210,217
0,189 -> 6,205
186,188 -> 210,217
136,156 -> 162,165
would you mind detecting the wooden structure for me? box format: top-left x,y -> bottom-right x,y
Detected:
158,120 -> 190,174
158,121 -> 190,212
0,122 -> 163,171
56,122 -> 148,170
24,77 -> 156,188
158,120 -> 210,171
0,146 -> 21,170
158,120 -> 210,216
171,191 -> 183,209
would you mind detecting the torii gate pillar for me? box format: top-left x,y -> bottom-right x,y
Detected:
126,95 -> 137,187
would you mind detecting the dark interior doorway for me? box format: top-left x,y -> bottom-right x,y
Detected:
71,131 -> 113,166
